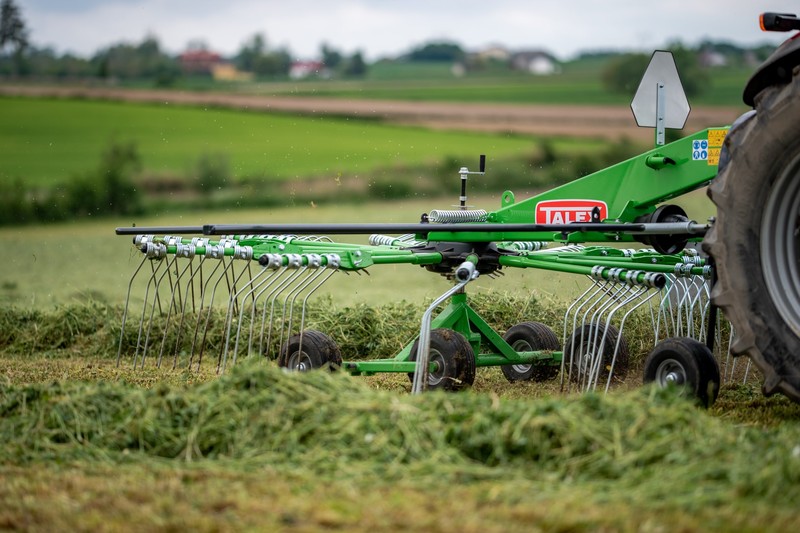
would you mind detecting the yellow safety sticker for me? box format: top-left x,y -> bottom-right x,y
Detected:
708,129 -> 727,147
708,147 -> 721,166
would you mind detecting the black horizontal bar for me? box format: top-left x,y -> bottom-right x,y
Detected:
116,222 -> 646,236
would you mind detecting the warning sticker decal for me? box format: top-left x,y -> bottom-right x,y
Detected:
692,129 -> 727,166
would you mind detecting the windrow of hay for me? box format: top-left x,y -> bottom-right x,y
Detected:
2,360 -> 800,509
0,291 -> 662,366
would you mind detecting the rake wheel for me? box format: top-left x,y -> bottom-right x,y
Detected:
643,337 -> 720,407
704,65 -> 800,402
500,321 -> 560,382
564,322 -> 630,384
408,328 -> 476,391
279,330 -> 342,372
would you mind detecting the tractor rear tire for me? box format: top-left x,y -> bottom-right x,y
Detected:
704,64 -> 800,402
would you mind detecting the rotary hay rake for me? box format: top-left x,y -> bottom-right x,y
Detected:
116,104 -> 747,405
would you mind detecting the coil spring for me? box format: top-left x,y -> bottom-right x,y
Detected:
369,234 -> 398,246
428,209 -> 488,223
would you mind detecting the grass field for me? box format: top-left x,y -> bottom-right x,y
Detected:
1,347 -> 799,531
0,96 -> 606,187
0,70 -> 793,530
246,60 -> 754,108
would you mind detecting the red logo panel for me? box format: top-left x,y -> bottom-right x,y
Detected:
535,200 -> 608,224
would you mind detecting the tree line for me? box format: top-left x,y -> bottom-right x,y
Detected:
0,0 -> 367,84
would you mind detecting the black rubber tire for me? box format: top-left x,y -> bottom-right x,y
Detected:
563,322 -> 630,384
643,337 -> 721,407
500,321 -> 560,382
408,328 -> 476,391
279,330 -> 342,371
703,64 -> 800,402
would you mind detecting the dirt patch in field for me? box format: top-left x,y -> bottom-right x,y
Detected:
0,84 -> 744,141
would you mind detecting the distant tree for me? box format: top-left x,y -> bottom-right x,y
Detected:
664,41 -> 710,98
236,33 -> 290,77
408,41 -> 464,62
601,53 -> 650,94
602,44 -> 710,98
0,0 -> 28,74
0,0 -> 26,52
91,35 -> 178,84
321,43 -> 342,69
236,33 -> 266,72
342,50 -> 367,77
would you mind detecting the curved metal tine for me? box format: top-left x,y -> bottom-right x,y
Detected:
723,324 -> 735,382
252,267 -> 293,358
171,256 -> 207,370
743,356 -> 752,385
233,260 -> 253,323
647,280 -> 666,345
562,277 -> 607,392
166,252 -> 182,316
671,277 -> 688,337
578,279 -> 624,391
117,254 -> 148,367
585,281 -> 634,390
220,262 -> 267,371
655,274 -> 678,342
282,269 -> 325,358
683,275 -> 705,340
132,259 -> 162,368
214,257 -> 253,372
217,260 -> 257,373
187,259 -> 224,370
194,257 -> 237,372
605,286 -> 658,393
227,266 -> 277,366
155,256 -> 195,368
247,268 -> 290,359
276,267 -> 311,357
570,280 -> 613,387
584,281 -> 631,390
694,276 -> 712,343
678,277 -> 696,337
285,265 -> 336,362
561,276 -> 599,390
138,254 -> 180,369
295,269 -> 338,359
259,269 -> 305,359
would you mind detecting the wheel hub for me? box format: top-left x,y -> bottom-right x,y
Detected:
288,351 -> 312,372
655,358 -> 686,386
511,339 -> 533,373
761,151 -> 800,338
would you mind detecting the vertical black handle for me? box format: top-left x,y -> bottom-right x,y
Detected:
479,154 -> 486,173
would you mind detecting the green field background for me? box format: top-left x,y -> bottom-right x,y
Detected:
0,96 -> 605,187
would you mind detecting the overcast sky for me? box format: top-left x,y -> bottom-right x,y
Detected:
19,0 -> 800,60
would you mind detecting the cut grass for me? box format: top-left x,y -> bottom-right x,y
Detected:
1,359 -> 799,531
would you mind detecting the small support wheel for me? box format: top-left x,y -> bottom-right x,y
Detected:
564,322 -> 630,383
500,321 -> 560,382
279,330 -> 342,372
408,328 -> 476,391
643,337 -> 720,407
